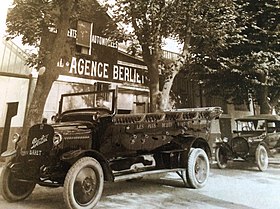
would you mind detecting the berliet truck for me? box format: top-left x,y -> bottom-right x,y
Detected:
0,88 -> 222,209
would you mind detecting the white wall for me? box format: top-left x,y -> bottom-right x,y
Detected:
0,76 -> 29,127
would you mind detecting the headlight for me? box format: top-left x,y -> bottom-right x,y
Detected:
53,132 -> 63,146
223,137 -> 229,143
215,137 -> 222,143
12,133 -> 20,143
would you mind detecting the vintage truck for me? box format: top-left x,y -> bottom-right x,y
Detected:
0,88 -> 222,209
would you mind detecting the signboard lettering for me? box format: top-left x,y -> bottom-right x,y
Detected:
92,35 -> 118,48
112,65 -> 143,83
63,57 -> 146,85
69,57 -> 109,79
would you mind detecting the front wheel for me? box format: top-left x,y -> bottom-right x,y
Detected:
255,144 -> 268,171
63,157 -> 104,209
186,148 -> 209,189
0,162 -> 35,202
215,147 -> 228,169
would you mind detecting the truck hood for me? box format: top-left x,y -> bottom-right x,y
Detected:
237,131 -> 265,138
238,132 -> 266,142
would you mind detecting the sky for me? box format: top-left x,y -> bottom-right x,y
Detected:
163,38 -> 181,53
0,0 -> 11,37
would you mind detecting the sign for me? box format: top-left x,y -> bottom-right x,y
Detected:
92,35 -> 118,48
57,56 -> 147,85
76,20 -> 93,48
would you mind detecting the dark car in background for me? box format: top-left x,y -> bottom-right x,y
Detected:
215,114 -> 280,171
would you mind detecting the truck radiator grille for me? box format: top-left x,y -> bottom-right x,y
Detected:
63,135 -> 91,140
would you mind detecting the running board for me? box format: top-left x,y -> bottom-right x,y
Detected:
113,168 -> 185,182
269,157 -> 280,164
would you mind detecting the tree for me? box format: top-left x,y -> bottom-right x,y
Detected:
110,0 -> 237,111
235,0 -> 280,114
196,0 -> 280,114
6,0 -> 102,147
110,0 -> 171,112
167,0 -> 237,109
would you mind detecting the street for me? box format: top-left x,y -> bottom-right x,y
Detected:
0,161 -> 279,209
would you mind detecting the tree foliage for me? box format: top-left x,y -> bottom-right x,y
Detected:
169,0 -> 238,105
192,0 -> 280,113
110,0 -> 237,111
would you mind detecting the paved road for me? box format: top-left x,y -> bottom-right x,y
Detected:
0,162 -> 279,209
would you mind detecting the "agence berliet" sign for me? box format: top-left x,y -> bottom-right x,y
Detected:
57,56 -> 147,85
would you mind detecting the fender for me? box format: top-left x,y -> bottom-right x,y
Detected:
215,142 -> 234,158
61,149 -> 114,182
250,141 -> 272,157
174,135 -> 211,159
216,142 -> 232,152
1,149 -> 17,158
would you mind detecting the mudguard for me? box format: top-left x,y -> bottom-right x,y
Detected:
215,142 -> 234,157
61,149 -> 114,182
1,149 -> 17,157
249,141 -> 271,157
175,136 -> 212,159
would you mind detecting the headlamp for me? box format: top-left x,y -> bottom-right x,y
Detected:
53,132 -> 63,146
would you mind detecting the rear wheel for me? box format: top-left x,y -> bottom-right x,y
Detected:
215,147 -> 228,169
63,157 -> 104,209
255,144 -> 268,171
186,148 -> 209,189
0,161 -> 35,202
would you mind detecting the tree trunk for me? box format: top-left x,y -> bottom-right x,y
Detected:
142,44 -> 161,112
18,1 -> 73,149
148,62 -> 160,112
160,67 -> 178,110
257,73 -> 271,114
258,85 -> 271,114
160,27 -> 192,110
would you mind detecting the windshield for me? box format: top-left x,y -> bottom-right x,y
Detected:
58,90 -> 115,114
236,120 -> 265,132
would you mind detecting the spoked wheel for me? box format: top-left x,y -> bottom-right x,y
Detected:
215,147 -> 228,169
63,157 -> 104,209
186,148 -> 209,189
0,161 -> 35,202
255,144 -> 268,171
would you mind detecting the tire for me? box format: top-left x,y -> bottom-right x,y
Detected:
63,157 -> 104,209
0,162 -> 35,202
255,144 -> 268,172
215,147 -> 228,169
186,148 -> 209,189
